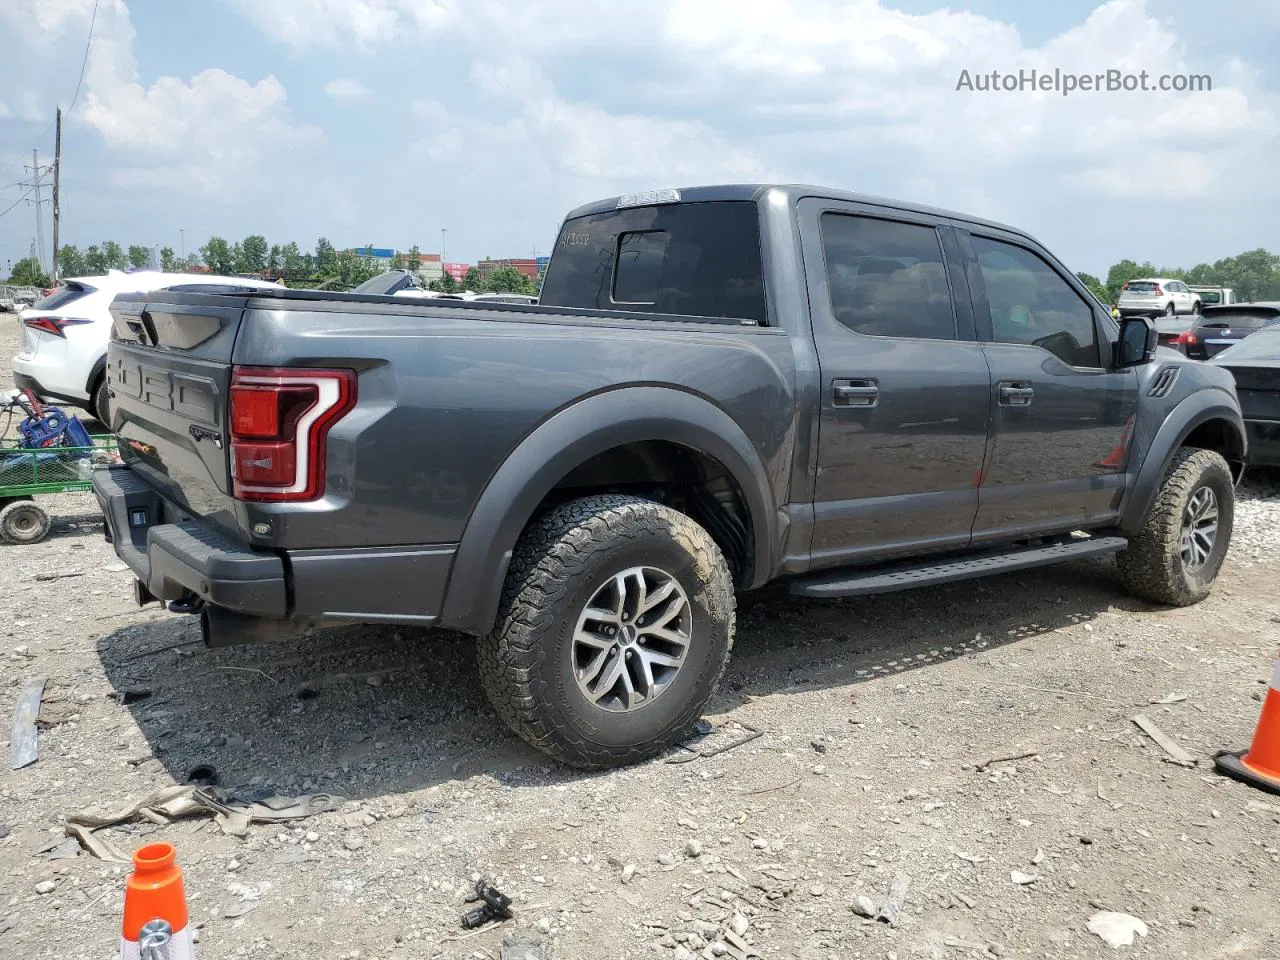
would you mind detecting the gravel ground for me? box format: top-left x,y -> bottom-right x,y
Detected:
3,318 -> 1280,960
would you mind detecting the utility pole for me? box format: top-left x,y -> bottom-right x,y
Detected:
441,228 -> 447,265
179,229 -> 185,261
22,150 -> 50,275
51,109 -> 62,284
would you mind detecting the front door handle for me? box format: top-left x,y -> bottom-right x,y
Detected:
998,381 -> 1035,406
833,378 -> 879,407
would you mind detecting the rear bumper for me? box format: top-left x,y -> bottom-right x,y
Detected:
1118,305 -> 1167,317
1245,419 -> 1280,468
93,464 -> 457,630
11,371 -> 91,409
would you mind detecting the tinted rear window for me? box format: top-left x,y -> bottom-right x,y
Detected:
1199,309 -> 1280,331
1124,282 -> 1158,294
1212,328 -> 1280,362
33,281 -> 95,310
539,201 -> 767,324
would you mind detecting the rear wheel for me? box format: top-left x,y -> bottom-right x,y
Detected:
1191,300 -> 1202,315
477,494 -> 736,768
1116,448 -> 1233,606
92,376 -> 111,430
1164,302 -> 1176,317
0,500 -> 51,545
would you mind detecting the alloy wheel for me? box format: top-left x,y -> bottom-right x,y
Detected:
1179,485 -> 1218,572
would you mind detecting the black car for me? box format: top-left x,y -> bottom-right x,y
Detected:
1185,302 -> 1280,360
1210,326 -> 1280,467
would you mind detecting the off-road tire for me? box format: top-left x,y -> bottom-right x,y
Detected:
92,377 -> 111,429
1116,448 -> 1233,606
477,494 -> 736,769
0,500 -> 51,545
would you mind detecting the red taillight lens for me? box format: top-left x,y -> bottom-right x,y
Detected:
1172,332 -> 1198,345
1152,284 -> 1164,296
23,316 -> 91,338
229,366 -> 356,502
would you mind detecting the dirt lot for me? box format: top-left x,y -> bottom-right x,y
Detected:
3,318 -> 1280,960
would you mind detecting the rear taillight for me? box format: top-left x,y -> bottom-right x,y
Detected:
1172,332 -> 1198,345
22,316 -> 92,338
229,366 -> 356,502
1152,284 -> 1164,296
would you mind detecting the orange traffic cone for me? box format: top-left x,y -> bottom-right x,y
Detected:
120,843 -> 197,959
1215,657 -> 1280,796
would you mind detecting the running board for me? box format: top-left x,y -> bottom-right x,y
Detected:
790,536 -> 1128,599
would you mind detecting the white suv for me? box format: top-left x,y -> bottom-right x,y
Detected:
1116,277 -> 1202,318
11,271 -> 283,425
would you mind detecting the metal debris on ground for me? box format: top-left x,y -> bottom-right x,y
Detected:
973,749 -> 1039,772
666,720 -> 764,763
461,879 -> 514,929
65,785 -> 343,861
9,675 -> 46,769
1132,713 -> 1197,767
499,932 -> 551,960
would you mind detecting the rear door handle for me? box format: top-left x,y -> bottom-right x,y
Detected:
833,378 -> 879,407
998,381 -> 1035,406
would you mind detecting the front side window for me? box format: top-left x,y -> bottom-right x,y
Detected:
819,214 -> 956,340
973,236 -> 1101,367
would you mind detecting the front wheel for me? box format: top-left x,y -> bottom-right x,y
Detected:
1116,448 -> 1234,606
477,495 -> 736,769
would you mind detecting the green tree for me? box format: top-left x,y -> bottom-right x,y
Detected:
240,235 -> 269,273
9,256 -> 50,286
101,241 -> 128,271
403,244 -> 421,275
128,244 -> 151,270
483,265 -> 537,295
84,244 -> 107,274
267,244 -> 282,274
462,267 -> 483,291
159,247 -> 178,271
314,237 -> 337,275
279,242 -> 306,278
200,236 -> 236,275
58,245 -> 87,278
1103,258 -> 1156,304
1076,272 -> 1109,305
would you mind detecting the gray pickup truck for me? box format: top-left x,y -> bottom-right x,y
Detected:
94,184 -> 1246,768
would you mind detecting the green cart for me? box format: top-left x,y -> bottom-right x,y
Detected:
0,437 -> 118,544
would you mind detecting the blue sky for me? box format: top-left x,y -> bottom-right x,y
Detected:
1,0 -> 1276,277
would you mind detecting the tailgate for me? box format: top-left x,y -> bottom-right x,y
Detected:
108,294 -> 243,530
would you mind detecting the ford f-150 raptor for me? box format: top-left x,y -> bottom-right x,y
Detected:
93,184 -> 1246,768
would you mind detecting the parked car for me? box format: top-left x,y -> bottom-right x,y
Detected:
1209,327 -> 1280,468
93,184 -> 1245,769
11,271 -> 283,425
1188,285 -> 1235,307
1155,314 -> 1198,354
1183,303 -> 1280,361
1117,278 -> 1202,318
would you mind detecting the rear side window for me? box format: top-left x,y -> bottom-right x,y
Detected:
539,201 -> 766,323
819,213 -> 956,340
32,281 -> 95,310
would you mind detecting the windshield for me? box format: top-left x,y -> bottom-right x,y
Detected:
1211,328 -> 1280,362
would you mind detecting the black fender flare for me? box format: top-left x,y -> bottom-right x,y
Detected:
1118,393 -> 1246,535
438,386 -> 778,635
85,354 -> 108,396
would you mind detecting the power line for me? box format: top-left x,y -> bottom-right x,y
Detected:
0,185 -> 37,222
0,0 -> 100,181
68,0 -> 102,113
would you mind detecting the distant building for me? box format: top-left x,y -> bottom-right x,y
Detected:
350,246 -> 397,268
400,252 -> 443,283
476,257 -> 539,282
444,262 -> 471,282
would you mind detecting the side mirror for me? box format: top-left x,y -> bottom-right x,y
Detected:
1114,316 -> 1158,368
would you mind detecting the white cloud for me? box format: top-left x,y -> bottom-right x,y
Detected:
323,78 -> 371,101
224,0 -> 457,51
0,101 -> 9,119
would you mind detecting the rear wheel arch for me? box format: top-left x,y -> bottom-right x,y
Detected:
438,387 -> 777,635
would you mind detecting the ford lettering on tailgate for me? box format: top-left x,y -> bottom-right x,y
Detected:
113,355 -> 221,424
